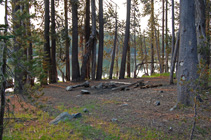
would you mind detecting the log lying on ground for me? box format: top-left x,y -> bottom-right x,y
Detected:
140,84 -> 163,89
66,81 -> 89,91
111,80 -> 144,91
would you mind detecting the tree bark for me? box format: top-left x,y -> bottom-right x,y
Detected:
0,2 -> 7,137
177,0 -> 198,106
50,0 -> 57,83
165,0 -> 169,72
127,40 -> 131,78
170,31 -> 180,84
161,0 -> 165,73
80,0 -> 97,81
150,0 -> 155,75
119,0 -> 131,79
96,0 -> 104,80
85,0 -> 91,79
43,0 -> 50,85
64,0 -> 70,81
109,5 -> 118,79
72,0 -> 80,81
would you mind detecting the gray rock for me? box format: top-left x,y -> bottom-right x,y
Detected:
73,113 -> 82,118
83,108 -> 89,113
111,118 -> 118,122
81,90 -> 90,94
66,86 -> 73,91
169,127 -> 173,131
49,112 -> 74,125
76,95 -> 82,97
155,101 -> 160,106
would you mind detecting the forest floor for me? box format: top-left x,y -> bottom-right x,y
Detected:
4,76 -> 211,140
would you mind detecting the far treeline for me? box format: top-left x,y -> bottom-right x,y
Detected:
0,0 -> 210,138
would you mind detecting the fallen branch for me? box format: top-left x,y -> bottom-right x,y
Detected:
112,80 -> 144,91
140,84 -> 163,89
66,81 -> 90,91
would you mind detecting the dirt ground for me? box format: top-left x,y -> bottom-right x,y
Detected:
6,76 -> 211,139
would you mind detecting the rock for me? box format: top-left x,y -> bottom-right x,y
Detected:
81,90 -> 90,94
169,127 -> 173,131
111,118 -> 118,122
155,101 -> 160,106
73,113 -> 82,118
49,112 -> 74,125
96,83 -> 103,89
83,108 -> 89,113
76,95 -> 82,97
66,86 -> 73,91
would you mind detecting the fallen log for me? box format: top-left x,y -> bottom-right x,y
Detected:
111,80 -> 144,91
66,81 -> 90,91
140,84 -> 163,89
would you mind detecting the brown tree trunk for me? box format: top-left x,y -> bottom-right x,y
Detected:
96,0 -> 104,80
109,5 -> 118,79
50,0 -> 57,83
165,0 -> 169,73
72,0 -> 80,81
64,0 -> 70,81
127,40 -> 131,78
85,0 -> 91,79
119,0 -> 131,79
43,0 -> 50,85
161,0 -> 165,73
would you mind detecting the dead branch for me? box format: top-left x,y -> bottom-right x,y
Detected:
112,80 -> 144,91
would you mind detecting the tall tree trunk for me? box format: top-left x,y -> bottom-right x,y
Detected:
170,0 -> 175,83
170,31 -> 180,84
116,43 -> 119,77
0,1 -> 8,138
85,0 -> 91,79
26,1 -> 34,86
80,0 -> 97,81
127,40 -> 131,78
72,0 -> 80,81
205,0 -> 210,67
13,0 -> 23,93
91,0 -> 97,80
64,0 -> 70,81
133,8 -> 137,78
165,0 -> 169,72
150,0 -> 155,75
143,33 -> 149,75
43,0 -> 50,85
50,0 -> 57,83
109,5 -> 118,79
177,0 -> 198,106
119,0 -> 131,79
155,28 -> 162,72
96,0 -> 104,80
161,0 -> 165,73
